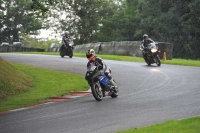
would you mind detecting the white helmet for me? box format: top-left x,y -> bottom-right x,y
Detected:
143,34 -> 148,39
65,31 -> 69,34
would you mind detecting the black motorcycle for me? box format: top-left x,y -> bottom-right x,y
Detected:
85,65 -> 118,101
140,42 -> 161,66
59,38 -> 74,58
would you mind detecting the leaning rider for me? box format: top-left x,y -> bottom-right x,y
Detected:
85,49 -> 117,96
141,34 -> 155,59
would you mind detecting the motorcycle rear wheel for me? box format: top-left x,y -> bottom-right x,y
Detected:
91,82 -> 103,101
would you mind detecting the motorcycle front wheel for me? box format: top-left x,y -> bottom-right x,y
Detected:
59,46 -> 65,58
69,49 -> 73,58
147,61 -> 151,66
155,55 -> 161,66
144,57 -> 151,66
60,52 -> 65,58
91,82 -> 103,101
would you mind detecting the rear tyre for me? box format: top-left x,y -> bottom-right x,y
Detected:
91,82 -> 103,101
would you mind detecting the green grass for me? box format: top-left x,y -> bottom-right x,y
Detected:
160,58 -> 200,67
0,61 -> 89,112
16,52 -> 200,67
117,116 -> 200,133
0,57 -> 33,99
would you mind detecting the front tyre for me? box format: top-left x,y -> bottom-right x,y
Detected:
91,82 -> 103,101
155,55 -> 161,66
147,61 -> 151,66
144,56 -> 151,66
69,49 -> 73,58
60,52 -> 65,58
145,58 -> 149,65
59,46 -> 65,58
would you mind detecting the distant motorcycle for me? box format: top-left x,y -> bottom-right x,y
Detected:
59,38 -> 74,58
140,42 -> 161,66
85,65 -> 118,101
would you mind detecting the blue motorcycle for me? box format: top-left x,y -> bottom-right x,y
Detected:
85,66 -> 118,101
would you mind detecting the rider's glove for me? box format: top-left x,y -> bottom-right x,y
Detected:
98,66 -> 103,70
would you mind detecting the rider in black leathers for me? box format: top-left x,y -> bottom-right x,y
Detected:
141,34 -> 155,60
141,34 -> 155,48
62,31 -> 71,46
85,49 -> 117,96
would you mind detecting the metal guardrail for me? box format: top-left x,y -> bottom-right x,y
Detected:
73,41 -> 173,60
0,41 -> 173,60
0,46 -> 45,52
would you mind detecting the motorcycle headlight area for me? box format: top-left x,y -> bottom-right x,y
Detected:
68,44 -> 73,46
151,48 -> 157,53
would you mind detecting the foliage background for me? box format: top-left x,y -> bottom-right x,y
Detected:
0,0 -> 200,59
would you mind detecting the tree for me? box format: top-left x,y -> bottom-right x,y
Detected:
44,0 -> 119,44
98,0 -> 200,59
98,0 -> 141,41
0,0 -> 45,43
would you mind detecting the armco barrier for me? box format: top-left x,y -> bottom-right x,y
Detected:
46,48 -> 60,52
0,46 -> 45,52
73,43 -> 101,53
74,41 -> 173,60
98,41 -> 142,57
0,42 -> 173,60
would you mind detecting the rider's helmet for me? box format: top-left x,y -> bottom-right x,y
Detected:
65,31 -> 69,37
86,49 -> 95,61
143,34 -> 148,39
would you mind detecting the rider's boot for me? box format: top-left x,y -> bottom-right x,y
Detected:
110,79 -> 117,89
107,79 -> 117,96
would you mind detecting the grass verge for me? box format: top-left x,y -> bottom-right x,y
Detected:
117,116 -> 200,133
0,57 -> 33,99
0,62 -> 89,112
16,52 -> 200,67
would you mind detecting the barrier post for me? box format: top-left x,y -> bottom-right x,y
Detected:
163,52 -> 166,61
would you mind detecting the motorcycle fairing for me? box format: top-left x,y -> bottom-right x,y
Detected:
99,75 -> 109,87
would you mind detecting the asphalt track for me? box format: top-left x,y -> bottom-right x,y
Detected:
0,53 -> 200,133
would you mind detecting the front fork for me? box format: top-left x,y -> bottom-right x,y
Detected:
95,81 -> 102,92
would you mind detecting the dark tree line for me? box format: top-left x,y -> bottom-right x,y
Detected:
1,0 -> 200,59
97,0 -> 200,59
